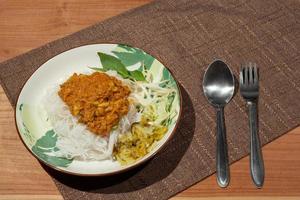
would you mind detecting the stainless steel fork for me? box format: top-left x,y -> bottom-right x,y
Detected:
240,63 -> 264,188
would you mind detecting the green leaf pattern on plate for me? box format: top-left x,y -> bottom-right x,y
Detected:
32,130 -> 73,167
22,122 -> 35,146
19,104 -> 35,146
113,44 -> 155,69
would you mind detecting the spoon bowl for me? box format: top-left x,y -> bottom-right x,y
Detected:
203,60 -> 235,106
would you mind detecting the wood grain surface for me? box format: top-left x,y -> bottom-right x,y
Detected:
0,1 -> 299,199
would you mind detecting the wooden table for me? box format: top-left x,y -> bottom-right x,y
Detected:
0,1 -> 299,199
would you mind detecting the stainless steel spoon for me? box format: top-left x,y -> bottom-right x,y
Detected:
203,60 -> 235,187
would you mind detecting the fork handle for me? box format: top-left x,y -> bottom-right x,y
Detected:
248,102 -> 264,188
216,107 -> 230,187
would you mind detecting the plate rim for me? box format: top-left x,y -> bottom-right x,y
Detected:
14,43 -> 183,176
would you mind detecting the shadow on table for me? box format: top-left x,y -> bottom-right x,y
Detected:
42,85 -> 195,194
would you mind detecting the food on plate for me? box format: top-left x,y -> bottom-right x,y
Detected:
43,52 -> 178,165
58,72 -> 130,136
114,120 -> 168,165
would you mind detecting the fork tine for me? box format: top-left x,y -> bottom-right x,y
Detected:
240,65 -> 244,85
253,63 -> 258,84
240,62 -> 259,99
249,63 -> 253,84
244,64 -> 249,85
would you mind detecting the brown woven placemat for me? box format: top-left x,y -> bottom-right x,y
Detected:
1,0 -> 300,199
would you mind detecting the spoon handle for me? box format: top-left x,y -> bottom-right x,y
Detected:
248,101 -> 264,188
216,107 -> 230,187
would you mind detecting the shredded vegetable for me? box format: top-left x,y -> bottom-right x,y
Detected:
112,65 -> 178,165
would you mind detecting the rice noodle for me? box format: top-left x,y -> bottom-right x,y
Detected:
43,84 -> 139,161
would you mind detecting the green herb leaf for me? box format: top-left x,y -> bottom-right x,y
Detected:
129,70 -> 146,81
89,67 -> 107,72
98,52 -> 129,77
94,51 -> 148,81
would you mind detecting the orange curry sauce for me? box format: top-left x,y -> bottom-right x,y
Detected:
58,72 -> 131,136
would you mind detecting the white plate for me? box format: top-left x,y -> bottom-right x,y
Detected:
15,44 -> 181,176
